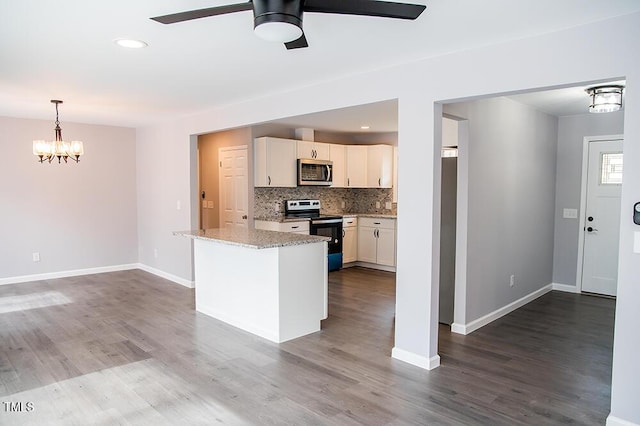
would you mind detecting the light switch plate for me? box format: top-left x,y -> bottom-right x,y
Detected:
563,208 -> 578,219
208,201 -> 214,209
376,201 -> 381,209
385,202 -> 392,210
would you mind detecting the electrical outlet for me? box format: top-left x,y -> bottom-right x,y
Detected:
385,201 -> 392,210
341,201 -> 346,209
509,274 -> 515,287
154,248 -> 158,259
32,252 -> 40,262
376,201 -> 381,209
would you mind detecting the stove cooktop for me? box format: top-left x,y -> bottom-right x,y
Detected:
284,199 -> 342,221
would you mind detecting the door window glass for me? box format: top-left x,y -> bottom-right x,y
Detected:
600,152 -> 623,185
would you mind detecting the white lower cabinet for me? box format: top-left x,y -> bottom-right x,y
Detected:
342,217 -> 358,264
357,217 -> 396,267
254,220 -> 309,235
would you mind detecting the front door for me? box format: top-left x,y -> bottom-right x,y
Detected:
219,146 -> 248,229
581,139 -> 623,296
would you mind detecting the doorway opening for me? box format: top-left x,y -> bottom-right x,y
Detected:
436,79 -> 625,336
197,129 -> 254,230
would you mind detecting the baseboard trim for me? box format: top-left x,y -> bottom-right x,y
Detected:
606,414 -> 640,426
450,323 -> 466,334
136,264 -> 195,288
391,347 -> 440,370
552,282 -> 580,293
0,264 -> 139,286
353,261 -> 396,273
451,284 -> 553,335
0,263 -> 195,289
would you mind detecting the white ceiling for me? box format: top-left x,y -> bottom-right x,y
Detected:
1,1 -> 638,128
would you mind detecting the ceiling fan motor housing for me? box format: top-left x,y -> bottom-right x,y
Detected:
253,0 -> 304,30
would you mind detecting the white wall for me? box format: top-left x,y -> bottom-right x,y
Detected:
552,111 -> 624,287
445,97 -> 558,323
135,12 -> 640,424
0,116 -> 137,282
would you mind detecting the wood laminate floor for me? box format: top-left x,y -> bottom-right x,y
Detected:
0,267 -> 614,425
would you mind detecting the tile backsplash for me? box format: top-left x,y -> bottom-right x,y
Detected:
254,187 -> 397,219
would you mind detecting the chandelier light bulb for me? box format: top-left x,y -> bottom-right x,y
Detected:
33,100 -> 84,164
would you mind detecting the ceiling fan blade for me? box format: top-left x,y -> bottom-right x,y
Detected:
303,0 -> 425,20
285,33 -> 309,50
151,2 -> 253,24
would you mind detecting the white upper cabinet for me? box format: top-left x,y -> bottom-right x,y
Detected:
254,137 -> 297,187
254,138 -> 394,190
329,144 -> 346,188
367,145 -> 394,188
346,145 -> 368,188
297,140 -> 329,160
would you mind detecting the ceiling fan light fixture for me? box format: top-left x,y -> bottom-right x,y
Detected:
587,85 -> 624,113
254,20 -> 302,43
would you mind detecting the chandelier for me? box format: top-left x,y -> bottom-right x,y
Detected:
32,100 -> 84,163
586,85 -> 624,113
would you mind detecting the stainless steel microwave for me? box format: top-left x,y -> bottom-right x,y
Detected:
297,159 -> 333,186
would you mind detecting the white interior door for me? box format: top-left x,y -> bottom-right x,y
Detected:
581,139 -> 623,296
219,146 -> 248,229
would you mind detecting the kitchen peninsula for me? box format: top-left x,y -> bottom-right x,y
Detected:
175,228 -> 329,343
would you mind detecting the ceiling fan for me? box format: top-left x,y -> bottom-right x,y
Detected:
151,0 -> 426,50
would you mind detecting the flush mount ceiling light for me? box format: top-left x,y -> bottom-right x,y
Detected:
587,85 -> 624,113
33,100 -> 84,164
114,38 -> 148,48
360,125 -> 370,130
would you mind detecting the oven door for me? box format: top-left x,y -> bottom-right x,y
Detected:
310,218 -> 343,271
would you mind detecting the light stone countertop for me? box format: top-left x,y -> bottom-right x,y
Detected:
254,216 -> 311,223
255,213 -> 397,222
347,213 -> 397,219
174,228 -> 330,249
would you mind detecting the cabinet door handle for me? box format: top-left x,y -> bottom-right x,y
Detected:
378,178 -> 381,186
347,178 -> 350,187
374,222 -> 381,225
291,226 -> 299,229
268,176 -> 271,185
342,229 -> 345,237
242,215 -> 248,219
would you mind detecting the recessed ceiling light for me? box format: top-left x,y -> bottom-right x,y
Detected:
114,39 -> 148,49
360,125 -> 370,130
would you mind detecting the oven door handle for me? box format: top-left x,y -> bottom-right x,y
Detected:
311,218 -> 342,225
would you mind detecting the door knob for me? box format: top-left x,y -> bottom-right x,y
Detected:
587,227 -> 598,233
588,216 -> 594,222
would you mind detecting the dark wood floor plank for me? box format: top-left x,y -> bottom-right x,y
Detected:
0,267 -> 614,425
